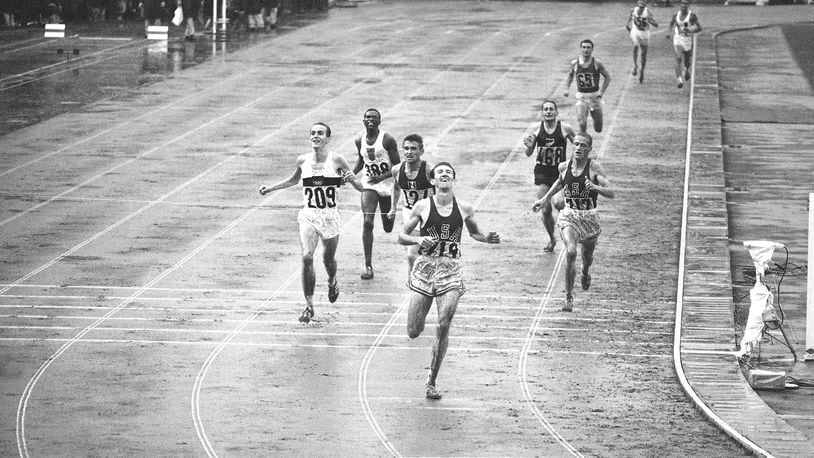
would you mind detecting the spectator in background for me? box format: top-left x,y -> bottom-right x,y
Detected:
262,0 -> 278,31
245,0 -> 262,31
181,0 -> 199,40
142,0 -> 169,35
1,0 -> 17,27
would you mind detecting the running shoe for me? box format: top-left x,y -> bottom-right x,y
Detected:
677,77 -> 684,89
582,272 -> 591,291
632,66 -> 638,76
426,384 -> 442,400
360,265 -> 374,280
298,305 -> 314,324
639,68 -> 644,83
328,280 -> 339,303
562,296 -> 574,312
685,69 -> 691,81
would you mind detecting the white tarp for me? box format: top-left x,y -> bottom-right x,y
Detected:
735,241 -> 784,358
736,283 -> 775,358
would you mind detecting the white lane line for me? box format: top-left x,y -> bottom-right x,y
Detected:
357,21 -> 600,457
0,40 -> 138,86
0,337 -> 671,359
12,35 -> 408,454
0,71 -> 250,180
0,315 -> 676,335
0,285 -> 540,301
516,30 -> 635,458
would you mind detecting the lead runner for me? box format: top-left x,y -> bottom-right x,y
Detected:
399,162 -> 500,400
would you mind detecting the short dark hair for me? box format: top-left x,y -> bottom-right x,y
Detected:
363,108 -> 381,119
575,132 -> 593,146
580,39 -> 594,48
432,161 -> 456,179
312,122 -> 331,137
541,100 -> 558,111
403,134 -> 424,148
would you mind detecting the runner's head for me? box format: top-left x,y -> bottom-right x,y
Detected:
679,0 -> 689,11
363,108 -> 382,129
310,122 -> 331,149
637,0 -> 646,8
402,134 -> 424,163
541,100 -> 559,120
580,39 -> 594,57
573,133 -> 593,159
431,162 -> 456,189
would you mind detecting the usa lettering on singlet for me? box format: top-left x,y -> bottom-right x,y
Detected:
398,161 -> 435,210
361,130 -> 393,182
632,8 -> 649,31
563,159 -> 598,210
418,197 -> 463,258
534,120 -> 568,167
300,152 -> 342,210
575,58 -> 601,93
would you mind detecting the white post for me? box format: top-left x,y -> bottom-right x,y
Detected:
807,193 -> 814,361
212,0 -> 216,36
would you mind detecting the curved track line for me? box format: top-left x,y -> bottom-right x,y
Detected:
516,40 -> 633,456
354,20 -> 599,456
13,47 -> 409,453
670,34 -> 771,457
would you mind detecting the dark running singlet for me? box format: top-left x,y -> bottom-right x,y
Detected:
534,120 -> 568,168
397,161 -> 435,210
562,159 -> 598,210
574,57 -> 601,94
418,196 -> 464,258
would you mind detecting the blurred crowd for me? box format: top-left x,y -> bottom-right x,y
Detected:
0,0 -> 330,28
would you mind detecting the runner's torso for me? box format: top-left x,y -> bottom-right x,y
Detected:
534,120 -> 568,169
360,130 -> 394,183
563,159 -> 598,210
300,152 -> 342,210
632,7 -> 650,31
418,196 -> 464,258
674,10 -> 693,36
398,161 -> 435,210
574,57 -> 600,93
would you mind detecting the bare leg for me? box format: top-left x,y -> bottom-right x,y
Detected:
536,183 -> 556,252
322,235 -> 338,285
632,45 -> 639,74
560,226 -> 579,311
592,108 -> 604,133
580,237 -> 597,291
576,102 -> 589,133
576,102 -> 588,132
427,289 -> 460,388
407,292 -> 433,339
360,190 -> 378,276
379,194 -> 394,233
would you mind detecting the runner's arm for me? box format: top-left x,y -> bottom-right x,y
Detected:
563,60 -> 576,97
587,161 -> 615,199
389,163 -> 402,219
259,160 -> 303,195
335,154 -> 364,192
351,137 -> 365,175
460,200 -> 500,244
597,60 -> 611,97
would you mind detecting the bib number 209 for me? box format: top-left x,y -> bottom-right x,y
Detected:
305,187 -> 337,209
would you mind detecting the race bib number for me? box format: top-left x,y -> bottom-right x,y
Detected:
304,187 -> 337,209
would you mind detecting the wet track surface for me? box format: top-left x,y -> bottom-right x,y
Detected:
2,2 -> 814,456
0,13 -> 327,136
